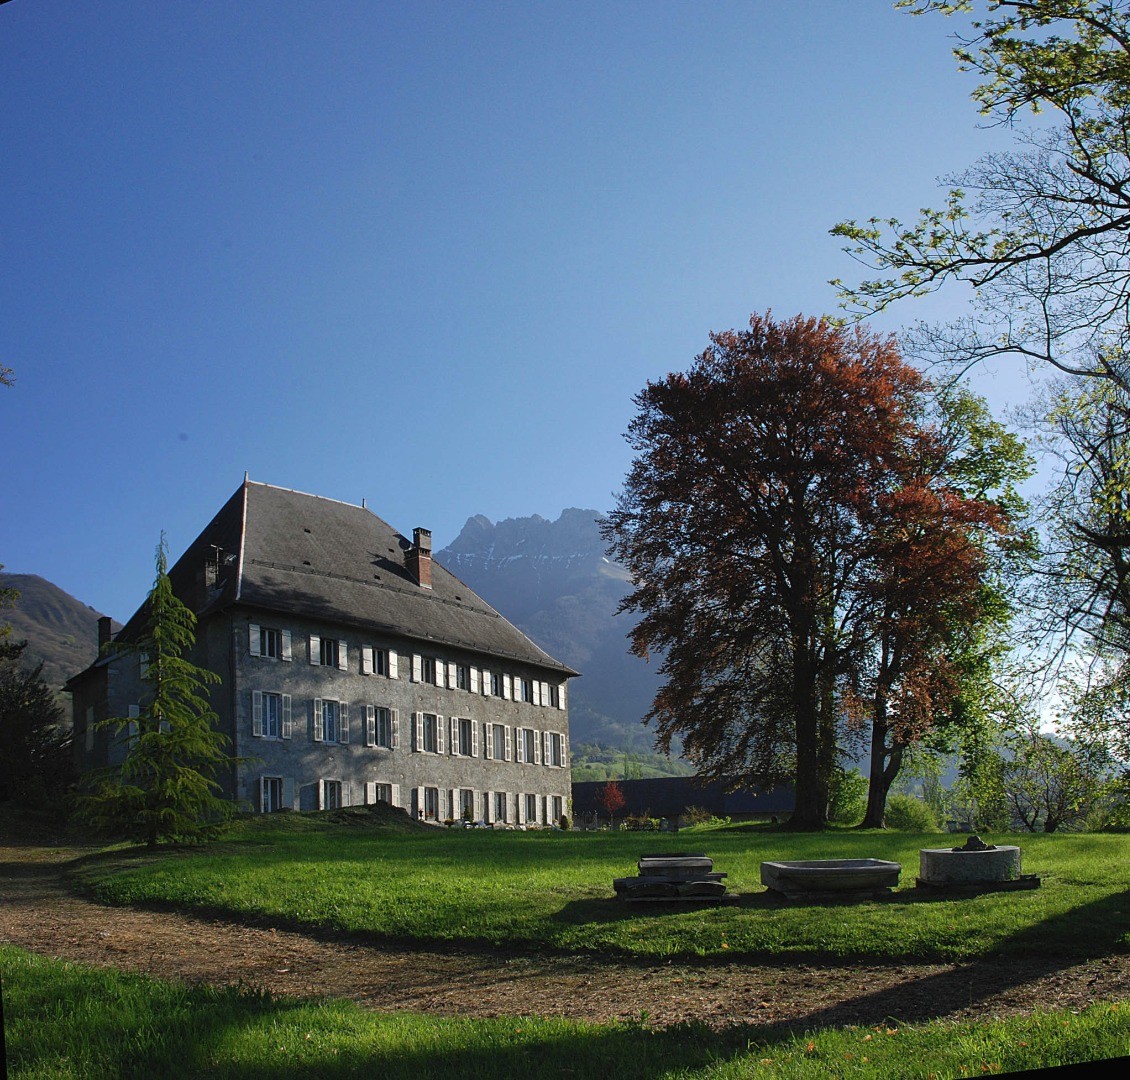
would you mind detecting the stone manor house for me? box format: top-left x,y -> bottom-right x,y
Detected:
68,479 -> 577,825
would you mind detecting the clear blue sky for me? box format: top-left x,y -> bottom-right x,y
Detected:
2,1 -> 1030,623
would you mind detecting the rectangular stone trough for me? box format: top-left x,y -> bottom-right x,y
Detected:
614,852 -> 731,902
760,858 -> 902,900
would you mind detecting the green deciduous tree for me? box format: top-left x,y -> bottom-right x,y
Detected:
603,313 -> 1022,829
833,0 -> 1130,387
76,537 -> 238,847
1003,726 -> 1114,830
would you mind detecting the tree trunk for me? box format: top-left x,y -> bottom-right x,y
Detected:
861,729 -> 904,829
786,647 -> 825,830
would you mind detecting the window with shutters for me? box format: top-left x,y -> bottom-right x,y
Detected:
490,671 -> 502,697
323,780 -> 343,810
373,783 -> 393,804
455,663 -> 470,690
459,789 -> 475,820
423,786 -> 440,821
456,717 -> 473,756
260,628 -> 282,659
524,793 -> 538,824
493,790 -> 508,823
317,699 -> 349,744
319,638 -> 340,667
420,656 -> 435,684
423,713 -> 438,753
520,678 -> 534,703
261,692 -> 281,739
546,731 -> 564,767
261,776 -> 284,813
375,707 -> 393,748
551,795 -> 563,823
519,727 -> 537,764
548,683 -> 561,708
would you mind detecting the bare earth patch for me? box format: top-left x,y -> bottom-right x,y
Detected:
1,844 -> 1125,1033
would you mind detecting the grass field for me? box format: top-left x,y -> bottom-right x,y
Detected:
77,814 -> 1130,964
4,944 -> 1127,1079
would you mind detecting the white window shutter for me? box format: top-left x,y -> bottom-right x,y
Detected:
516,729 -> 525,764
543,730 -> 550,765
482,669 -> 492,697
517,794 -> 525,825
281,695 -> 293,739
362,647 -> 373,676
502,674 -> 511,700
391,783 -> 400,807
338,642 -> 349,671
484,723 -> 493,760
281,630 -> 292,661
434,659 -> 445,687
313,699 -> 324,741
388,650 -> 399,679
414,712 -> 422,751
252,691 -> 264,737
436,716 -> 445,754
260,776 -> 268,813
365,781 -> 376,805
318,781 -> 326,810
450,716 -> 458,754
391,709 -> 400,749
447,663 -> 456,690
472,719 -> 479,757
558,682 -> 566,710
561,738 -> 568,768
366,705 -> 376,747
542,681 -> 550,706
504,725 -> 513,761
534,731 -> 542,764
470,667 -> 480,694
310,635 -> 321,665
342,782 -> 352,807
249,624 -> 260,657
532,681 -> 541,706
340,703 -> 350,743
412,655 -> 422,683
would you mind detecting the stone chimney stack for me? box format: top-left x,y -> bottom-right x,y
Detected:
97,616 -> 113,650
406,527 -> 433,589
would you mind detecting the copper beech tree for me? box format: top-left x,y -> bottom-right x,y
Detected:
603,313 -> 1026,829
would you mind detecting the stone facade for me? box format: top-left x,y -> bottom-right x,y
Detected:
69,480 -> 576,826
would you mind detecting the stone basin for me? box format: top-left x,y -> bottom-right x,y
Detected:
760,858 -> 902,896
919,845 -> 1021,885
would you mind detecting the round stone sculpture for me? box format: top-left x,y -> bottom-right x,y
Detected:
919,844 -> 1021,885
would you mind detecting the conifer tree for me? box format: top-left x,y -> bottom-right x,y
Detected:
77,537 -> 238,847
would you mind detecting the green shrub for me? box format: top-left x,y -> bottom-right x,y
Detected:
884,793 -> 940,831
828,768 -> 867,825
558,815 -> 570,831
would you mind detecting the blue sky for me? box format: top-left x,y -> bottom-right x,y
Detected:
2,1 -> 1031,622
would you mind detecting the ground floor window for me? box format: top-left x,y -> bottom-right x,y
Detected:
374,783 -> 392,804
459,789 -> 474,821
261,776 -> 284,813
494,790 -> 507,823
524,793 -> 538,824
323,779 -> 343,810
551,795 -> 563,823
424,786 -> 440,821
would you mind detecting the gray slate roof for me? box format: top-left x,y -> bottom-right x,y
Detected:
174,480 -> 577,676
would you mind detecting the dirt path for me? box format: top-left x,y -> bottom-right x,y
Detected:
1,844 -> 1125,1032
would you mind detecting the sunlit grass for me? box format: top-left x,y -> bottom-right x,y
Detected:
4,945 -> 1126,1079
75,818 -> 1130,963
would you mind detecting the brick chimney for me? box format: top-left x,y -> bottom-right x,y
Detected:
406,527 -> 433,589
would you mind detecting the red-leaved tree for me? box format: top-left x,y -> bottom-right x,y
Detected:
603,313 -> 1028,829
596,779 -> 626,824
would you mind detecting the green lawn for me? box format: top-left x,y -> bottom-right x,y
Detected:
76,815 -> 1130,964
4,944 -> 1127,1079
